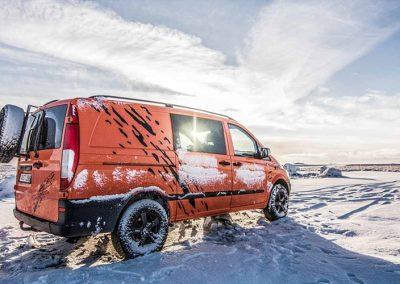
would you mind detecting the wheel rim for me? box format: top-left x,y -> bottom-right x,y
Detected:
273,186 -> 288,215
128,209 -> 162,247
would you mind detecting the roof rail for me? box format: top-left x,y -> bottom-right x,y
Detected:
89,95 -> 234,120
43,99 -> 58,106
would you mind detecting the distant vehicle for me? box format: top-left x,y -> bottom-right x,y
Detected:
0,96 -> 291,258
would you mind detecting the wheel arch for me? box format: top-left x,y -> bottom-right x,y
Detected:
273,178 -> 291,194
113,186 -> 171,231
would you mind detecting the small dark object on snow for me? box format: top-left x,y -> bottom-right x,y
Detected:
320,167 -> 342,177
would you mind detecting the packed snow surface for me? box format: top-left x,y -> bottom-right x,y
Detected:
0,171 -> 399,283
0,167 -> 15,199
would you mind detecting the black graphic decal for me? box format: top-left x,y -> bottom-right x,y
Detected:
118,128 -> 128,138
155,120 -> 160,125
113,118 -> 123,127
158,170 -> 167,182
112,151 -> 117,155
90,105 -> 101,112
119,143 -> 125,148
163,137 -> 171,144
131,124 -> 148,147
101,104 -> 111,115
152,153 -> 160,163
179,201 -> 188,215
112,106 -> 129,125
140,105 -> 152,116
125,106 -> 156,136
148,168 -> 155,175
105,119 -> 112,125
33,172 -> 55,212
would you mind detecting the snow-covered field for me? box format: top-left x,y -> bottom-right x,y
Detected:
1,170 -> 399,283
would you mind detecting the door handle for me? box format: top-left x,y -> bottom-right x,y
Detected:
219,160 -> 231,166
33,161 -> 43,169
233,162 -> 242,167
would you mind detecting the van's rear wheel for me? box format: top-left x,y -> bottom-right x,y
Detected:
0,105 -> 25,163
264,183 -> 289,221
112,199 -> 169,259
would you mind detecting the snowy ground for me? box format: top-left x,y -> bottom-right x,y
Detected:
1,170 -> 399,283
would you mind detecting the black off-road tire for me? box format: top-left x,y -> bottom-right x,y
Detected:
0,105 -> 25,163
112,199 -> 169,259
264,183 -> 289,221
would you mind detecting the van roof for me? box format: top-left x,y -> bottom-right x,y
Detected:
88,95 -> 235,121
40,96 -> 236,121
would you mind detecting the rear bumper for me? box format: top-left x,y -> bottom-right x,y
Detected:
14,209 -> 68,236
14,197 -> 129,238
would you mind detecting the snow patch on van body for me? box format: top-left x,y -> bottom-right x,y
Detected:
112,167 -> 123,182
76,98 -> 104,111
177,149 -> 226,185
73,169 -> 88,190
235,164 -> 265,186
112,168 -> 147,184
93,171 -> 107,188
126,170 -> 146,183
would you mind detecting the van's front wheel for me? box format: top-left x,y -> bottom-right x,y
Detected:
112,199 -> 169,259
264,184 -> 289,221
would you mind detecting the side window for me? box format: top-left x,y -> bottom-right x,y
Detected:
171,114 -> 226,155
228,124 -> 258,157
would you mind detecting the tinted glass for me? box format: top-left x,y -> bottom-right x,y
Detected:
19,113 -> 40,154
229,124 -> 258,157
38,105 -> 67,150
171,114 -> 226,155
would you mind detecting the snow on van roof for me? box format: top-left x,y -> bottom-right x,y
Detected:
88,95 -> 235,121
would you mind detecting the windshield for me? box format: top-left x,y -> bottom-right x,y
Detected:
19,105 -> 67,155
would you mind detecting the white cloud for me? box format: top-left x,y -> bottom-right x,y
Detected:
0,0 -> 399,163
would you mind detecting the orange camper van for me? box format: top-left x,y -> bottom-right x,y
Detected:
0,96 -> 290,258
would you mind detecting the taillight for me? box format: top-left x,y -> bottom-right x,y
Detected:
61,105 -> 79,190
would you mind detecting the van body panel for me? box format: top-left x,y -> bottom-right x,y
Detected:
226,122 -> 271,208
14,97 -> 290,236
15,103 -> 68,222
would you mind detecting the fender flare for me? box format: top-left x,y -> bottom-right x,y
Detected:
270,175 -> 291,194
114,186 -> 171,230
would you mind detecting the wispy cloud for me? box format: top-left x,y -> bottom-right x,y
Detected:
0,0 -> 399,163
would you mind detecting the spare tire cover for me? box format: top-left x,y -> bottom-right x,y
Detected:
0,105 -> 25,163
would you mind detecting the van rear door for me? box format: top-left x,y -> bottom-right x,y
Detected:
15,104 -> 67,222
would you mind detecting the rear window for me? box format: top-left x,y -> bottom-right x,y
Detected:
19,105 -> 67,154
38,105 -> 67,150
171,114 -> 226,155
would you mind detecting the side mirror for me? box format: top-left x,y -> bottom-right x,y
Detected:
260,147 -> 271,159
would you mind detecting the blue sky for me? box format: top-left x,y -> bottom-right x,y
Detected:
0,0 -> 399,163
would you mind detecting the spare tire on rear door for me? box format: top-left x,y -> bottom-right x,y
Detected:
0,105 -> 25,163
